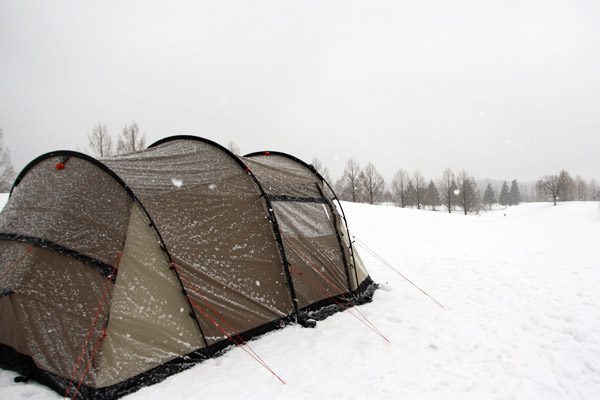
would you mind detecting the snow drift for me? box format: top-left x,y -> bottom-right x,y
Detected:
1,198 -> 599,399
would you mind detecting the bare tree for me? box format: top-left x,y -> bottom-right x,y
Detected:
336,158 -> 363,202
311,158 -> 332,183
87,121 -> 113,158
438,168 -> 457,213
117,122 -> 146,154
413,170 -> 425,210
383,189 -> 393,204
538,174 -> 563,205
361,162 -> 385,205
456,170 -> 478,215
0,128 -> 16,192
227,141 -> 240,155
391,169 -> 410,208
575,175 -> 588,201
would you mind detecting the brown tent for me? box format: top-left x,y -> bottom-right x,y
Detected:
0,136 -> 375,399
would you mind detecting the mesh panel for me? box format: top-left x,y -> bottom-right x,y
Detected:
244,153 -> 357,305
104,140 -> 294,345
273,202 -> 350,309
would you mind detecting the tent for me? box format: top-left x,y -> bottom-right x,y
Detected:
0,136 -> 375,399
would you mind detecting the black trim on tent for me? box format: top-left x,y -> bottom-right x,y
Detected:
10,150 -> 134,198
267,194 -> 328,204
244,151 -> 320,177
1,138 -> 375,399
244,151 -> 360,292
131,198 -> 209,348
148,136 -> 302,321
6,149 -> 208,347
0,277 -> 376,400
0,233 -> 117,280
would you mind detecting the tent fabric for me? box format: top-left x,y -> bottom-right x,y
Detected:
0,136 -> 376,399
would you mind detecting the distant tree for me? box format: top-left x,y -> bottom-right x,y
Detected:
438,168 -> 457,213
227,141 -> 240,155
456,170 -> 478,215
483,183 -> 496,210
336,158 -> 363,202
116,122 -> 146,154
87,121 -> 113,158
311,158 -> 332,183
499,181 -> 510,208
538,173 -> 567,206
559,170 -> 576,201
424,180 -> 440,211
361,162 -> 385,205
590,179 -> 599,201
391,169 -> 410,208
405,179 -> 416,208
508,179 -> 521,206
383,190 -> 393,204
520,182 -> 535,203
413,170 -> 426,210
0,128 -> 16,192
575,175 -> 588,201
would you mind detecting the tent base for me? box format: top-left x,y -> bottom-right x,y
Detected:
0,277 -> 377,399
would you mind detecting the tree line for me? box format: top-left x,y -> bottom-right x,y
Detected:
0,122 -> 145,192
87,121 -> 147,157
0,123 -> 599,207
319,158 -> 600,213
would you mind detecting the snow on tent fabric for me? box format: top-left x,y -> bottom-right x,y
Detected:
0,136 -> 376,399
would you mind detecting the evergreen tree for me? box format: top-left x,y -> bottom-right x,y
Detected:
483,183 -> 496,210
509,179 -> 521,205
405,180 -> 416,208
424,180 -> 440,211
590,179 -> 599,201
499,181 -> 510,208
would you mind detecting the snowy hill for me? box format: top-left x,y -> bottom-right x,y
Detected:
1,199 -> 599,399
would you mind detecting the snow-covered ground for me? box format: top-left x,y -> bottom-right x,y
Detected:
1,199 -> 599,399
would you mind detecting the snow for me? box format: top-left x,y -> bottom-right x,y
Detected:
1,198 -> 600,399
171,179 -> 183,188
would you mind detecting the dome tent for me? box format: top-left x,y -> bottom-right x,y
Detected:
0,136 -> 375,399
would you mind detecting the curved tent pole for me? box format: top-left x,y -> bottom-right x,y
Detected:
244,151 -> 362,294
148,136 -> 301,322
8,150 -> 209,347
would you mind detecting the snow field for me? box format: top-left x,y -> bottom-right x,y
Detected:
1,199 -> 599,399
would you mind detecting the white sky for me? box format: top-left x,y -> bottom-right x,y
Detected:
1,0 -> 599,183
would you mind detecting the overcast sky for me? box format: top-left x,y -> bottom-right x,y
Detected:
1,0 -> 599,183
